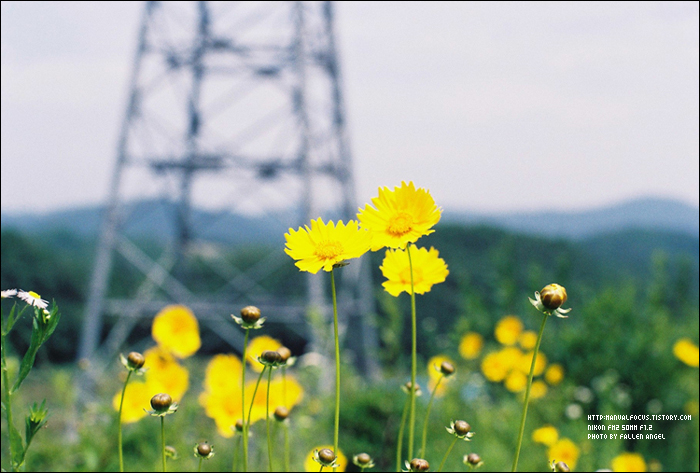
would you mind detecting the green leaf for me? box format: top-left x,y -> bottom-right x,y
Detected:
25,399 -> 48,447
12,315 -> 43,393
9,416 -> 25,470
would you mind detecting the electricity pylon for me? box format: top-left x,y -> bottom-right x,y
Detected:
77,1 -> 378,387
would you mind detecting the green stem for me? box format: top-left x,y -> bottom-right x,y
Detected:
283,420 -> 290,472
233,435 -> 241,472
1,328 -> 16,472
437,437 -> 458,472
396,394 -> 410,472
420,374 -> 444,458
511,312 -> 548,472
407,243 -> 417,460
161,416 -> 166,473
246,367 -> 267,435
241,328 -> 250,472
118,370 -> 133,472
330,268 -> 341,472
198,456 -> 203,472
266,367 -> 273,472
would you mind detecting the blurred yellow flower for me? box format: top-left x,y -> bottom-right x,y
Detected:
428,376 -> 447,397
547,438 -> 579,470
247,335 -> 283,373
518,330 -> 538,350
505,370 -> 528,392
380,246 -> 448,297
269,374 -> 305,411
143,346 -> 189,401
459,332 -> 483,360
151,305 -> 201,358
284,218 -> 371,274
673,338 -> 699,367
427,355 -> 456,380
199,389 -> 242,438
481,351 -> 510,382
113,380 -> 152,424
611,452 -> 647,472
529,380 -> 548,400
545,364 -> 565,385
304,445 -> 347,472
532,425 -> 559,446
494,315 -> 523,346
204,354 -> 242,394
357,181 -> 441,251
518,351 -> 547,376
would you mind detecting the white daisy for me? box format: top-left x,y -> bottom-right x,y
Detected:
17,290 -> 49,310
1,288 -> 18,299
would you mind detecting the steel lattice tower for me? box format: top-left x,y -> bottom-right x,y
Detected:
78,1 -> 378,384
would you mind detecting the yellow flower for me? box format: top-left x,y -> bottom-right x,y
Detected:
481,351 -> 511,382
427,355 -> 456,380
247,335 -> 283,373
204,354 -> 242,394
459,332 -> 483,360
532,425 -> 559,446
547,438 -> 580,470
530,380 -> 548,399
518,330 -> 538,350
113,380 -> 152,424
505,370 -> 527,392
143,346 -> 189,402
304,445 -> 347,472
611,452 -> 647,472
518,351 -> 547,377
151,305 -> 201,358
284,218 -> 371,273
494,315 -> 523,346
545,364 -> 565,385
199,389 -> 243,438
673,338 -> 699,367
380,246 -> 448,297
268,373 -> 305,410
357,181 -> 441,251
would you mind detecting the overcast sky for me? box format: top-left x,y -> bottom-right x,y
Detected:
1,1 -> 698,216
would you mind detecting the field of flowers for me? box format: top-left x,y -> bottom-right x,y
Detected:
2,182 -> 699,472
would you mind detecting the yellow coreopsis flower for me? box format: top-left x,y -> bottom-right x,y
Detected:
547,438 -> 580,470
380,246 -> 448,297
518,330 -> 538,350
113,380 -> 152,424
505,370 -> 527,393
529,380 -> 548,400
199,389 -> 243,438
304,445 -> 347,472
284,218 -> 371,273
611,452 -> 647,472
545,364 -> 565,385
152,304 -> 201,358
459,332 -> 483,360
518,351 -> 547,377
494,315 -> 523,346
357,181 -> 442,251
673,338 -> 699,367
532,425 -> 559,446
143,346 -> 189,402
204,354 -> 242,393
481,351 -> 512,382
246,335 -> 283,373
268,374 -> 305,410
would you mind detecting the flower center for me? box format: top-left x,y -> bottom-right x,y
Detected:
28,291 -> 41,299
315,240 -> 344,260
387,212 -> 413,236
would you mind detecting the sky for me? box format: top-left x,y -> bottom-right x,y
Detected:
1,1 -> 698,216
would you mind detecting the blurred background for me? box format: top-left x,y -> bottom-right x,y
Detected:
1,1 -> 698,471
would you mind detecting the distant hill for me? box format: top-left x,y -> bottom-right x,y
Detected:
1,196 -> 698,242
443,197 -> 699,239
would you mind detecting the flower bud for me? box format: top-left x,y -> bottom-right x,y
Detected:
277,346 -> 292,362
409,458 -> 430,472
197,442 -> 211,457
402,381 -> 422,396
453,420 -> 471,436
553,461 -> 570,472
235,419 -> 244,432
151,393 -> 173,412
274,406 -> 289,421
355,453 -> 371,465
465,453 -> 482,466
164,445 -> 178,459
318,448 -> 336,465
240,306 -> 261,324
540,284 -> 567,311
440,361 -> 455,376
260,350 -> 282,365
127,351 -> 145,369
